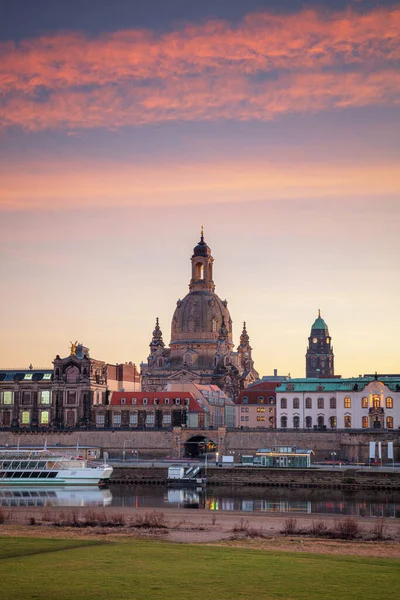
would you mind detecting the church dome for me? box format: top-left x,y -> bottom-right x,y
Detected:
170,291 -> 232,346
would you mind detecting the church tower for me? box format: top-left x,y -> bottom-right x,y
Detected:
189,226 -> 215,293
306,310 -> 334,378
237,322 -> 255,372
147,318 -> 165,368
141,230 -> 259,396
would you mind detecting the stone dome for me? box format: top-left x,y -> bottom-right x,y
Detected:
170,291 -> 232,346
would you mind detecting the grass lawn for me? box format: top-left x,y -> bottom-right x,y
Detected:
0,536 -> 399,600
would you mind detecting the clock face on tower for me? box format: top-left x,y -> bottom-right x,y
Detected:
312,338 -> 318,343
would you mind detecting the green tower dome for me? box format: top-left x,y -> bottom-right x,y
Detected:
311,310 -> 328,330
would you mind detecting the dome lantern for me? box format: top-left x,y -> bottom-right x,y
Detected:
189,227 -> 215,293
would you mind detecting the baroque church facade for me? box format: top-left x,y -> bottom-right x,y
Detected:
140,231 -> 259,398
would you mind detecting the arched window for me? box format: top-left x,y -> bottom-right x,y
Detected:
361,397 -> 368,409
258,396 -> 264,403
242,396 -> 248,404
280,398 -> 287,409
195,262 -> 204,279
293,397 -> 299,409
362,416 -> 368,428
305,397 -> 312,409
344,396 -> 351,408
293,415 -> 300,428
318,397 -> 324,409
344,415 -> 351,428
329,416 -> 336,428
305,416 -> 312,428
317,415 -> 324,428
66,366 -> 79,384
330,397 -> 336,409
386,397 -> 393,409
280,416 -> 287,429
386,416 -> 393,429
372,395 -> 380,409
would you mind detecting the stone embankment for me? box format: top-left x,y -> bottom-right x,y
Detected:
110,466 -> 400,491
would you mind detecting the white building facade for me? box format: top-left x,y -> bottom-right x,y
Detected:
275,376 -> 400,431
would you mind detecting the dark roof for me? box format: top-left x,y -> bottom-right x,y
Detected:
0,370 -> 53,382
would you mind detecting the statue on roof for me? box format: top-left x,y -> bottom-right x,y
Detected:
70,341 -> 78,356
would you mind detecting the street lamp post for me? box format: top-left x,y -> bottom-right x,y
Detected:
123,440 -> 133,463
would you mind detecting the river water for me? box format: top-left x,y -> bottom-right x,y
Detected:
1,485 -> 399,518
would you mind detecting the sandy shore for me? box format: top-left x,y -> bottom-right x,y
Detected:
1,506 -> 400,558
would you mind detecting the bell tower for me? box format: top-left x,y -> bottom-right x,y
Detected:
189,227 -> 215,292
306,310 -> 334,378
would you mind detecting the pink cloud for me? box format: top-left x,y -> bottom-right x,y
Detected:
0,7 -> 399,131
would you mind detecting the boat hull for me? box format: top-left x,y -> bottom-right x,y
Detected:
0,466 -> 113,487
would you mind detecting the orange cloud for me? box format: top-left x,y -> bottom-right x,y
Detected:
0,6 -> 399,130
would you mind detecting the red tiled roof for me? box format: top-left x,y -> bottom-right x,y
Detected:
109,391 -> 204,412
235,388 -> 277,405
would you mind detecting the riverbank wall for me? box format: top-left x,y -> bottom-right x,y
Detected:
1,429 -> 399,463
110,466 -> 400,491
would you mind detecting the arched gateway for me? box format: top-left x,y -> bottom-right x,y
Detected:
183,435 -> 216,458
173,427 -> 227,458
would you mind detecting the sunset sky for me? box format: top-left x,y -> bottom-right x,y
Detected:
0,0 -> 399,377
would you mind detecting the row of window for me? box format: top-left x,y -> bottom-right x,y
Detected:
280,396 -> 394,410
120,397 -> 190,406
241,396 -> 275,404
96,412 -> 173,425
0,390 -> 72,405
279,415 -> 394,429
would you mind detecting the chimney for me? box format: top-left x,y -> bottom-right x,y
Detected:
274,369 -> 277,377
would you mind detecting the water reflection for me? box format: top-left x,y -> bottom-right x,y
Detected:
1,485 -> 398,518
110,485 -> 400,518
0,487 -> 112,508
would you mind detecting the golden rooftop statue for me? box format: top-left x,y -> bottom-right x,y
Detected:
70,341 -> 78,356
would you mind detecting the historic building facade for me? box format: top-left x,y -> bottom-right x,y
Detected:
0,343 -> 140,430
141,231 -> 259,398
235,375 -> 288,429
306,310 -> 335,378
93,384 -> 235,431
275,375 -> 400,431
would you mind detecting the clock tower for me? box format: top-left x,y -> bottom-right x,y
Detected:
306,310 -> 334,378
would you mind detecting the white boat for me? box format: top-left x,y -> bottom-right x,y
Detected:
0,450 -> 113,487
0,486 -> 113,507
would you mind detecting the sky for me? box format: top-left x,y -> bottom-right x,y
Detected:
0,0 -> 399,377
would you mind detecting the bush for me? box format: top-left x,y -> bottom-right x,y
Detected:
232,518 -> 250,533
281,517 -> 298,535
332,517 -> 361,540
371,519 -> 388,541
131,511 -> 167,529
309,520 -> 329,537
